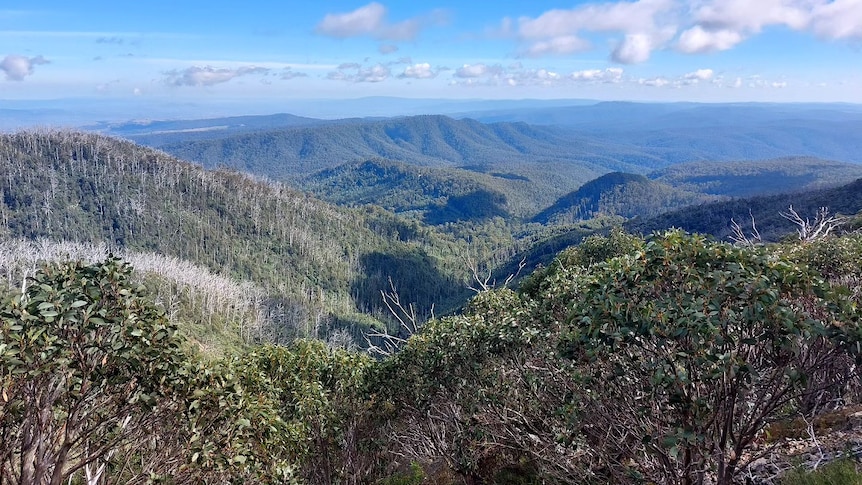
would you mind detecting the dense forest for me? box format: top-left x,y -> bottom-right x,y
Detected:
2,229 -> 861,483
2,127 -> 862,483
0,131 -> 528,348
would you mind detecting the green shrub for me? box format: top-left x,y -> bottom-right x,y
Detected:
377,462 -> 425,485
782,459 -> 862,485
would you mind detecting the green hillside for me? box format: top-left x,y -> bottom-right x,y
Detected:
627,177 -> 862,241
650,156 -> 862,197
305,158 -> 566,220
0,130 -> 492,345
144,115 -> 674,213
532,171 -> 712,224
151,115 -> 652,180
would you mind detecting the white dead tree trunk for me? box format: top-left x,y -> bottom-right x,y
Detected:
729,210 -> 762,247
780,205 -> 846,242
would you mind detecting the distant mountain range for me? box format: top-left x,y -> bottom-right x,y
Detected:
649,157 -> 862,197
77,103 -> 858,218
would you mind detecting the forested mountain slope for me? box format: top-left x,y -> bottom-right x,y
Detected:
649,157 -> 862,197
532,171 -> 713,224
627,177 -> 862,241
150,115 -> 650,179
0,130 -> 485,344
126,108 -> 862,218
142,115 -> 673,212
304,158 -> 564,220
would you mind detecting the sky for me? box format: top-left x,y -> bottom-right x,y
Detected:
1,0 -> 862,108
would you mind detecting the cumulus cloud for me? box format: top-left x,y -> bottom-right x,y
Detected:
451,63 -> 623,88
0,54 -> 49,81
454,63 -> 504,79
570,67 -> 624,83
399,63 -> 436,79
164,65 -> 269,86
684,68 -> 714,81
639,77 -> 670,87
516,0 -> 678,63
677,26 -> 744,53
507,0 -> 862,62
612,33 -> 655,64
315,2 -> 447,41
809,0 -> 862,40
678,0 -> 862,53
518,0 -> 675,39
327,63 -> 391,83
356,64 -> 391,82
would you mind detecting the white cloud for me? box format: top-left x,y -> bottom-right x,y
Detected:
693,0 -> 810,33
810,0 -> 862,40
684,68 -> 714,81
399,63 -> 436,79
516,0 -> 677,63
0,54 -> 48,81
521,35 -> 590,57
315,2 -> 446,41
570,67 -> 624,82
316,3 -> 386,38
454,63 -> 502,78
509,0 -> 862,62
355,64 -> 391,82
451,63 -> 623,88
327,63 -> 391,83
678,0 -> 862,53
612,33 -> 654,64
639,77 -> 670,87
677,26 -> 744,53
164,65 -> 269,86
518,0 -> 675,39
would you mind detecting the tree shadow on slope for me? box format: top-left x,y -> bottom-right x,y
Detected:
352,248 -> 468,330
423,189 -> 509,225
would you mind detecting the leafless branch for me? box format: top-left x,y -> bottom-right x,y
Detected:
364,278 -> 428,357
780,205 -> 846,242
729,210 -> 762,247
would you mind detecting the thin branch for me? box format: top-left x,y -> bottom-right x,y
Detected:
779,205 -> 846,242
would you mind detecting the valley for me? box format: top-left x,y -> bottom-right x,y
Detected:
3,100 -> 862,484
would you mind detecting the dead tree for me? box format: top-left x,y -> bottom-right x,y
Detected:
729,210 -> 762,247
780,205 -> 846,242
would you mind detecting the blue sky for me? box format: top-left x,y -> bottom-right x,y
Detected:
2,0 -> 862,106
